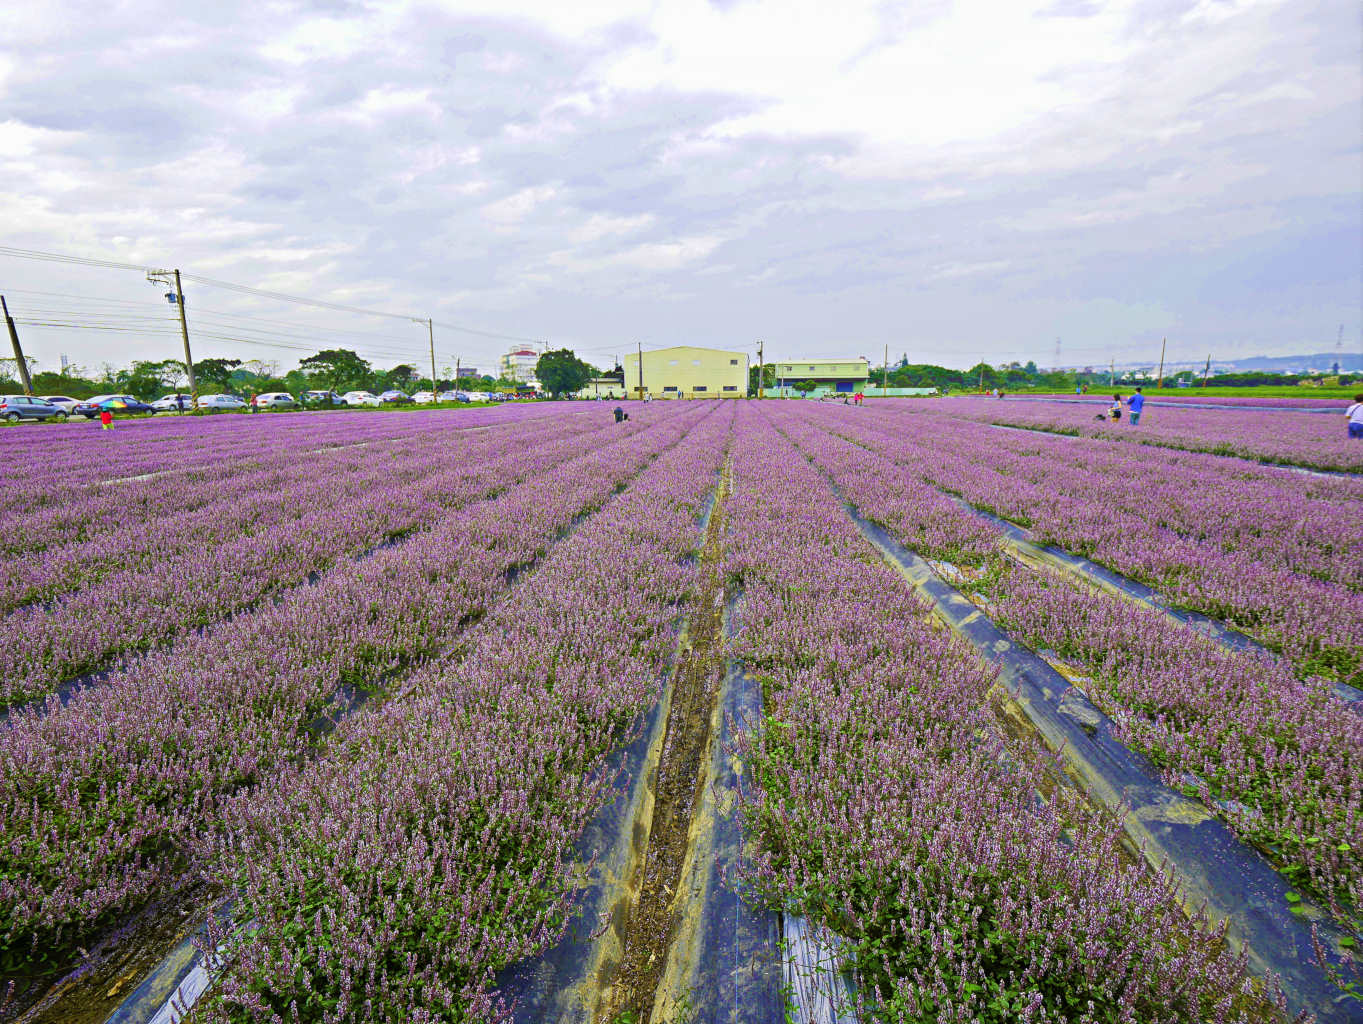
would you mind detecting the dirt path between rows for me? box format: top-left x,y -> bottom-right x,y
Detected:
595,456 -> 731,1024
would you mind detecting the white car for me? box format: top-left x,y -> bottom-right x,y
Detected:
341,391 -> 380,407
253,392 -> 297,409
197,394 -> 247,411
151,394 -> 192,412
411,391 -> 435,404
43,395 -> 82,414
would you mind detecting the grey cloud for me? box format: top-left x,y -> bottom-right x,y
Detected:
0,0 -> 1357,370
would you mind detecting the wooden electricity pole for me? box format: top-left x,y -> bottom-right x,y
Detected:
757,339 -> 764,398
172,271 -> 197,405
636,340 -> 644,399
427,319 -> 437,397
1156,337 -> 1167,389
149,270 -> 197,404
883,343 -> 889,392
1,296 -> 34,395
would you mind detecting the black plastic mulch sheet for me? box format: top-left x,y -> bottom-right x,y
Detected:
850,509 -> 1359,1024
496,652 -> 783,1023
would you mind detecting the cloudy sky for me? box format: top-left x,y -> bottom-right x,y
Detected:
1,0 -> 1359,376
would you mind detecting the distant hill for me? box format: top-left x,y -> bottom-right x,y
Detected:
1090,351 -> 1362,374
1221,352 -> 1361,372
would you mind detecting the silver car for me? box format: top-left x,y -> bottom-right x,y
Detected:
0,395 -> 62,422
197,394 -> 247,411
253,392 -> 297,409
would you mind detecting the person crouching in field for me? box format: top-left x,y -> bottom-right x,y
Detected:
99,408 -> 114,432
1347,394 -> 1363,439
1108,395 -> 1122,421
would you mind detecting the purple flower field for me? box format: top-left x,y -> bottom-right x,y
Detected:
935,396 -> 1363,471
0,400 -> 1356,1022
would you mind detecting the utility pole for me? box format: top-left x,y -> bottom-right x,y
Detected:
1202,354 -> 1211,387
427,319 -> 437,398
636,340 -> 644,400
1110,358 -> 1115,386
756,339 -> 764,399
172,271 -> 195,405
1156,336 -> 1167,389
2,296 -> 34,395
148,270 -> 197,405
978,361 -> 984,394
883,343 -> 888,392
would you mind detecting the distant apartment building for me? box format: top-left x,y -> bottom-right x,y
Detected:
622,346 -> 748,398
455,366 -> 479,379
774,358 -> 870,393
499,347 -> 540,384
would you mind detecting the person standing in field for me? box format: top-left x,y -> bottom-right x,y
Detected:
99,408 -> 114,432
1127,386 -> 1145,425
1347,394 -> 1363,439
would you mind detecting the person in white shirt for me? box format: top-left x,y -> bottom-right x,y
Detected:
1347,394 -> 1363,440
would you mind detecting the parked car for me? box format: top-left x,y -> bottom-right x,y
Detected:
377,390 -> 410,404
0,395 -> 63,422
436,390 -> 460,402
252,392 -> 297,409
43,395 -> 82,414
73,395 -> 153,417
341,391 -> 380,407
151,394 -> 193,412
411,391 -> 435,404
302,390 -> 343,406
196,394 -> 247,411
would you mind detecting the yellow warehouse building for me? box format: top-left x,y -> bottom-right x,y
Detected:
622,346 -> 748,399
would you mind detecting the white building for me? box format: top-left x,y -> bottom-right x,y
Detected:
499,347 -> 541,384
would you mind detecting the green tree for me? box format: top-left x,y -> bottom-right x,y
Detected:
383,364 -> 419,391
30,370 -> 98,399
194,358 -> 243,394
793,379 -> 818,394
299,349 -> 373,392
535,349 -> 593,398
125,359 -> 187,399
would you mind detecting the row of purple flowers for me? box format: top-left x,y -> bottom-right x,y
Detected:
830,404 -> 1363,692
0,404 -> 710,986
723,406 -> 1262,1021
0,410 -> 611,704
775,405 -> 1360,937
187,406 -> 734,1022
934,398 -> 1363,472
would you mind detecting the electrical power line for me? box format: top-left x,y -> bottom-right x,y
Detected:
1,244 -> 547,348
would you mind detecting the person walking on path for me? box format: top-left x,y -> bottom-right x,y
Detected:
1347,394 -> 1363,439
1127,387 -> 1145,425
99,408 -> 114,432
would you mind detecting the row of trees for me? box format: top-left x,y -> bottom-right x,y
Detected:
748,358 -> 1359,394
9,350 -> 1351,402
0,350 -> 528,401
